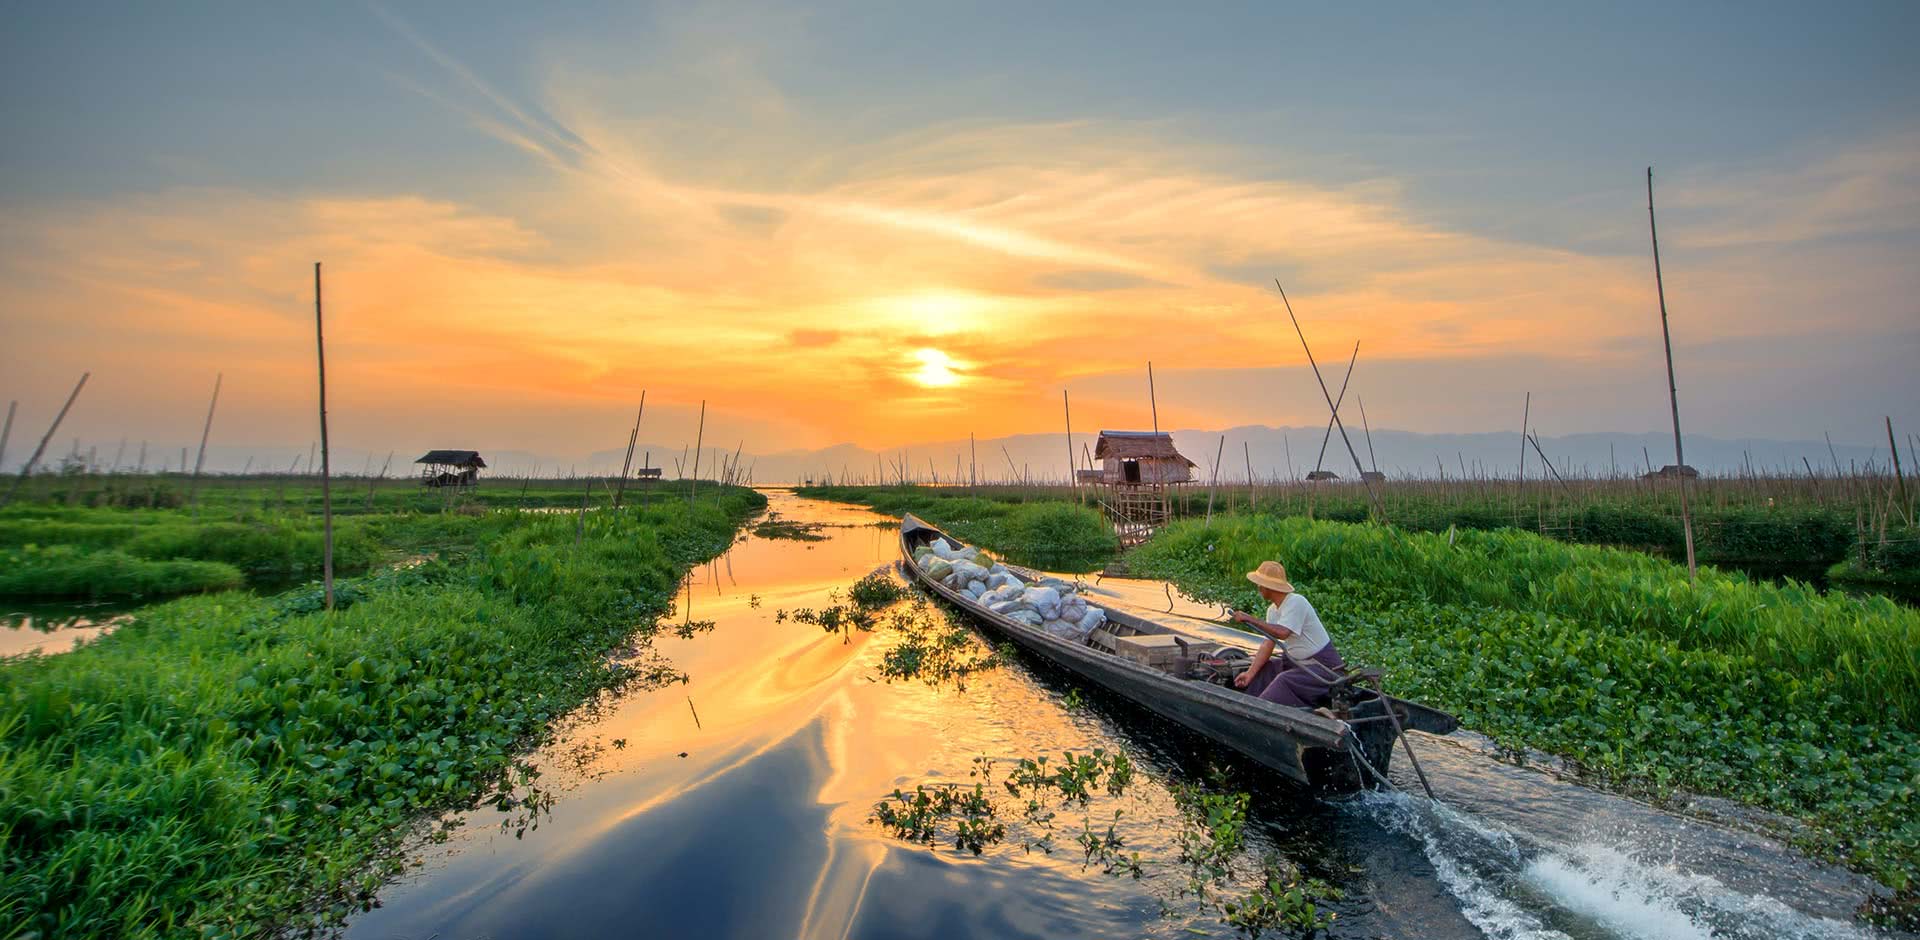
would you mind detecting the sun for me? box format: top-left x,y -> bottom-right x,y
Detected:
910,348 -> 961,387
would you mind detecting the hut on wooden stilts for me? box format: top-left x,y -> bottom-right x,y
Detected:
1091,431 -> 1195,548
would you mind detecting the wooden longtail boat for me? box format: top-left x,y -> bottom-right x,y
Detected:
899,515 -> 1458,793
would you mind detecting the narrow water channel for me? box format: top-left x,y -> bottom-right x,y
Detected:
344,490 -> 1897,940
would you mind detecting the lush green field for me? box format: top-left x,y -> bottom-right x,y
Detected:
798,485 -> 1117,572
824,477 -> 1915,595
0,473 -> 677,599
0,484 -> 764,938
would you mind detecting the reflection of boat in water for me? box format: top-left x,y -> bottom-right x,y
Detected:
899,514 -> 1458,793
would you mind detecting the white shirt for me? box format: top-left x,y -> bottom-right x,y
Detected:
1267,594 -> 1329,658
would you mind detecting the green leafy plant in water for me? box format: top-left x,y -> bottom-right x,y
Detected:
871,783 -> 1005,854
1221,864 -> 1341,938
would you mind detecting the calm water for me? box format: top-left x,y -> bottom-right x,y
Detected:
344,490 -> 1897,940
0,599 -> 135,657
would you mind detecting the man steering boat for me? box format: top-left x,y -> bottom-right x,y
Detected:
1228,561 -> 1348,708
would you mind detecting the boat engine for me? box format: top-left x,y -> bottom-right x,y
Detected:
1190,646 -> 1251,687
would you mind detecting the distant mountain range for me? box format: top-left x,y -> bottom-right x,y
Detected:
28,426 -> 1898,483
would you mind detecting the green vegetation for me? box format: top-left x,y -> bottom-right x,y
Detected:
0,486 -> 764,938
1130,516 -> 1920,900
797,485 -> 1117,571
1831,525 -> 1920,599
0,545 -> 243,598
803,477 -> 1918,590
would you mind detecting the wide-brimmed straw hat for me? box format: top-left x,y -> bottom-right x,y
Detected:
1245,561 -> 1294,594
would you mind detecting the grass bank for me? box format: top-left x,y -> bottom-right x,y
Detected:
0,486 -> 764,938
812,480 -> 1917,591
797,485 -> 1116,572
1130,516 -> 1920,906
0,545 -> 244,599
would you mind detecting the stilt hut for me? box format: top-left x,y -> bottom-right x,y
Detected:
416,450 -> 486,489
1091,431 -> 1195,548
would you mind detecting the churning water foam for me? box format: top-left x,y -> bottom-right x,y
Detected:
1353,791 -> 1875,940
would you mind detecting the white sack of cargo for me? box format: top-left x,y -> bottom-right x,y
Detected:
947,561 -> 990,587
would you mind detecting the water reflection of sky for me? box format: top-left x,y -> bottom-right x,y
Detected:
1,600 -> 133,657
345,490 -> 1891,940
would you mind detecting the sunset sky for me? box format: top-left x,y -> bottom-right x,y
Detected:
3,2 -> 1916,464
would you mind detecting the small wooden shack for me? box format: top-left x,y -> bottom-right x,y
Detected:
1092,431 -> 1196,485
1089,431 -> 1195,549
1642,464 -> 1699,481
416,450 -> 486,489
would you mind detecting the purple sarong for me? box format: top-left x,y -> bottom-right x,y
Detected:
1243,643 -> 1346,708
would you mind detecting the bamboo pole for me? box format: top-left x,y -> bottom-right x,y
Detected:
314,263 -> 335,609
1889,416 -> 1911,526
1063,389 -> 1075,493
1244,440 -> 1256,507
1519,391 -> 1531,483
1647,168 -> 1696,580
2,372 -> 89,508
1358,396 -> 1378,473
1313,343 -> 1360,475
0,401 -> 15,473
1147,362 -> 1159,434
970,433 -> 977,491
189,372 -> 223,505
688,400 -> 706,505
1205,435 -> 1225,526
1273,281 -> 1386,522
614,392 -> 646,508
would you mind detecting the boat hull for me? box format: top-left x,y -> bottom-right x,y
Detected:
897,515 -> 1456,793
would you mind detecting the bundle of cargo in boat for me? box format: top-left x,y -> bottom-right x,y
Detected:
913,538 -> 1106,641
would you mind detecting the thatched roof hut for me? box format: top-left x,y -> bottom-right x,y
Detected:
415,450 -> 486,488
1092,431 -> 1195,485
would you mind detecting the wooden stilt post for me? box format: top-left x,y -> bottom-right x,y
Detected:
314,263 -> 335,609
1647,167 -> 1696,581
2,373 -> 89,508
189,372 -> 223,506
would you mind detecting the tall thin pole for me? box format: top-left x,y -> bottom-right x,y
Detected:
1147,362 -> 1159,434
614,391 -> 646,508
2,373 -> 89,508
1889,417 -> 1911,526
1063,389 -> 1076,491
688,400 -> 705,505
1519,391 -> 1531,483
969,432 -> 977,491
314,263 -> 335,608
1244,440 -> 1257,507
1358,396 -> 1378,473
189,372 -> 223,505
1273,281 -> 1386,521
1647,168 -> 1696,580
1313,342 -> 1360,475
0,401 -> 15,473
